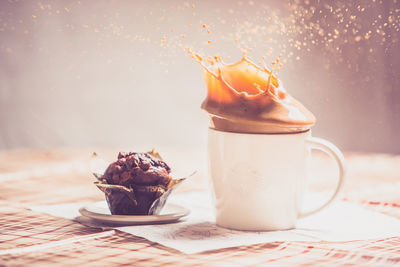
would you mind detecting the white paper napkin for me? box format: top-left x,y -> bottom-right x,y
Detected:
30,191 -> 400,254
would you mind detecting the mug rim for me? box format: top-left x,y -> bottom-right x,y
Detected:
208,127 -> 311,136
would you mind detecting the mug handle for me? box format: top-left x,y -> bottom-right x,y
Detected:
299,137 -> 346,218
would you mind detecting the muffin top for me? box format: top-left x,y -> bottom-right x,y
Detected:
104,152 -> 172,187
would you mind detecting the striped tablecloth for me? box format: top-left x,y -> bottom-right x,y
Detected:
0,149 -> 399,266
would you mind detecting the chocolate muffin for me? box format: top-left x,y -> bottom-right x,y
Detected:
104,152 -> 172,187
94,150 -> 183,215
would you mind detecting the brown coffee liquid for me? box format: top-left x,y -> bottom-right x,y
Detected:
188,49 -> 316,133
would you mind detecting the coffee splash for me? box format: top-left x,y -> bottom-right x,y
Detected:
188,49 -> 316,133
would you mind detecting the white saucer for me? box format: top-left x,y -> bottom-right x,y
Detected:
79,201 -> 190,225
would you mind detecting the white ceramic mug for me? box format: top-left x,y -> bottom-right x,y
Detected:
208,128 -> 345,231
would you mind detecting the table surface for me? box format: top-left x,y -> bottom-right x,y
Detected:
1,149 -> 400,266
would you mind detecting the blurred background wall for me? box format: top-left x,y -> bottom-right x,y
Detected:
0,0 -> 399,153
